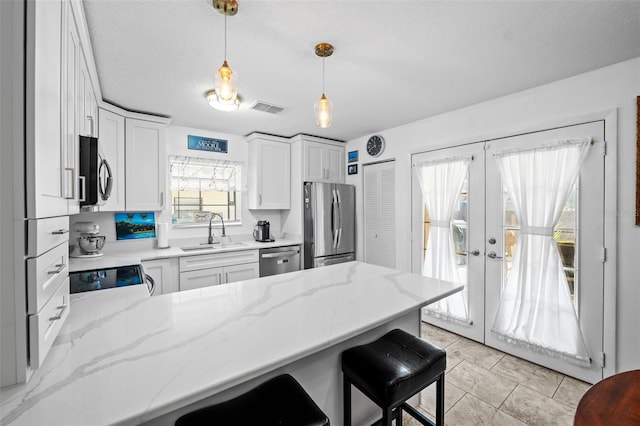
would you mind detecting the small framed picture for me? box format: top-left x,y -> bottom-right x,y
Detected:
348,150 -> 359,163
347,164 -> 358,175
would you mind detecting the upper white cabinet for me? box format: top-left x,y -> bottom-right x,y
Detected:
125,118 -> 167,211
25,0 -> 69,219
78,51 -> 98,138
62,0 -> 80,215
246,133 -> 291,210
302,137 -> 345,183
98,107 -> 125,211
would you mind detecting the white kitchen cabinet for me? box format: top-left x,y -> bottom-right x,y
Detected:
98,107 -> 126,211
223,262 -> 260,283
179,250 -> 259,291
179,267 -> 225,291
25,0 -> 69,219
125,118 -> 167,211
303,138 -> 345,183
62,0 -> 80,215
78,51 -> 98,138
142,258 -> 179,295
246,133 -> 291,209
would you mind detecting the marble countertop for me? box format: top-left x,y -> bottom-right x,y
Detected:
69,239 -> 302,272
0,262 -> 462,426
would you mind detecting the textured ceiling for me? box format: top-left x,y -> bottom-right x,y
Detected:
83,0 -> 640,141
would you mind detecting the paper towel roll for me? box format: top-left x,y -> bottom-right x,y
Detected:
156,223 -> 169,248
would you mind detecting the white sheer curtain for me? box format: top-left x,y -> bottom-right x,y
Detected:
414,157 -> 470,323
491,139 -> 591,364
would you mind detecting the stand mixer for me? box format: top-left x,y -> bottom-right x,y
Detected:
71,221 -> 106,258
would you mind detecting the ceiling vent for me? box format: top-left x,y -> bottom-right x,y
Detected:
249,101 -> 286,115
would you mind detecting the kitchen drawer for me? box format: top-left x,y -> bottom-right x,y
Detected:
27,241 -> 69,315
27,216 -> 70,258
180,250 -> 259,273
29,277 -> 70,369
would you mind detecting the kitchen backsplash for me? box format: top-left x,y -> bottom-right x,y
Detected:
69,210 -> 283,248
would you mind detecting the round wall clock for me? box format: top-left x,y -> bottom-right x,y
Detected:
366,135 -> 385,157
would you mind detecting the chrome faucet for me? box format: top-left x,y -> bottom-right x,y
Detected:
208,212 -> 226,244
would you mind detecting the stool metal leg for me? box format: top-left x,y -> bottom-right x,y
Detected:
343,376 -> 351,426
382,406 -> 394,426
395,406 -> 403,426
436,373 -> 445,426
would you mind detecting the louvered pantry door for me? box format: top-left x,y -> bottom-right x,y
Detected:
363,160 -> 396,268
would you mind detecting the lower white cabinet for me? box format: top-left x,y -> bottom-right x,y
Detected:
142,258 -> 179,295
179,250 -> 259,291
221,263 -> 260,284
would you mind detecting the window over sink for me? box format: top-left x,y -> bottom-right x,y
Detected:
169,156 -> 242,225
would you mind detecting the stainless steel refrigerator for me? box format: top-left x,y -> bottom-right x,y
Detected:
303,182 -> 356,268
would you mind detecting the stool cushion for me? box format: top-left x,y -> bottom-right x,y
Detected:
175,374 -> 329,426
342,329 -> 446,408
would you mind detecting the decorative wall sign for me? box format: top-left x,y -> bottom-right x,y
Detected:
188,135 -> 228,153
347,164 -> 358,175
115,212 -> 156,240
348,150 -> 359,163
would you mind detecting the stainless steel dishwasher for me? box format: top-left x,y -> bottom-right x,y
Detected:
259,245 -> 301,277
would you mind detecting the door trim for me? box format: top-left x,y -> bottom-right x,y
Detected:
409,109 -> 617,378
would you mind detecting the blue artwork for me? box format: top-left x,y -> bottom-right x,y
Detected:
115,212 -> 156,240
348,150 -> 358,163
188,135 -> 228,153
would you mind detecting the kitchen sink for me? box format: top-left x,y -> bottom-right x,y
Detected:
180,242 -> 247,252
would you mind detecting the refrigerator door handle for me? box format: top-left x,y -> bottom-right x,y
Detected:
336,189 -> 342,247
331,189 -> 340,249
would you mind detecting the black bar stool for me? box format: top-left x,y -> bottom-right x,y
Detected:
175,374 -> 329,426
341,329 -> 446,426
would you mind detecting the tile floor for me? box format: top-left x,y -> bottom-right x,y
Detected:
403,322 -> 592,426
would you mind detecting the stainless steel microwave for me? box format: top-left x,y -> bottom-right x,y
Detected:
79,135 -> 112,210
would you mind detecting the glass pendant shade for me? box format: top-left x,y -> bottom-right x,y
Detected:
314,93 -> 333,128
214,60 -> 237,103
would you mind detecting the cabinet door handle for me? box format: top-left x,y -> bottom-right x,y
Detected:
48,263 -> 66,275
78,176 -> 86,202
87,115 -> 94,136
49,304 -> 67,321
51,229 -> 69,235
225,272 -> 229,283
219,273 -> 224,284
64,167 -> 75,199
258,194 -> 262,206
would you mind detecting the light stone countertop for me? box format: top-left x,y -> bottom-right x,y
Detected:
69,238 -> 302,272
0,261 -> 462,426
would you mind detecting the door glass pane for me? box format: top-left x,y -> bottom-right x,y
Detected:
422,177 -> 469,286
502,184 -> 579,309
452,179 -> 468,286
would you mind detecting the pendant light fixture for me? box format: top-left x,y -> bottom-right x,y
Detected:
207,0 -> 239,111
314,42 -> 334,128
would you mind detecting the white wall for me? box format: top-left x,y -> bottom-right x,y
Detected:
346,57 -> 640,373
69,125 -> 281,248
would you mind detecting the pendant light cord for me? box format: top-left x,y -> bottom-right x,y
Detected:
224,14 -> 227,60
322,54 -> 326,94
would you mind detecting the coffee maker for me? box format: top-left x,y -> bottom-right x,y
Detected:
70,221 -> 106,258
253,220 -> 273,242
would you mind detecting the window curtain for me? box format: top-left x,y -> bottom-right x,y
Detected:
414,157 -> 471,324
169,156 -> 242,192
491,138 -> 591,364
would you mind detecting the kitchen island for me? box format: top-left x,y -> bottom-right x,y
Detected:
0,262 -> 462,426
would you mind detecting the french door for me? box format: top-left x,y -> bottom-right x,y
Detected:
412,121 -> 606,383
